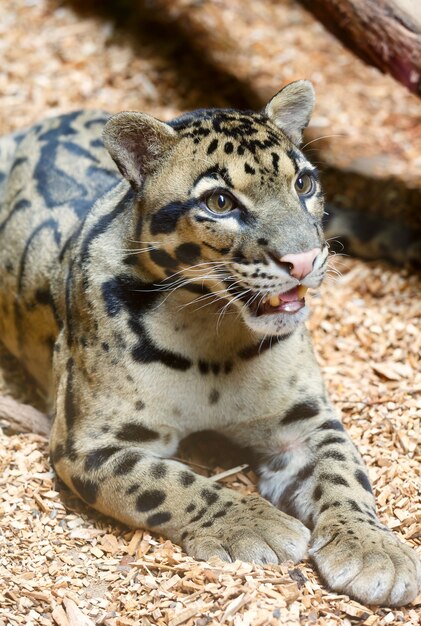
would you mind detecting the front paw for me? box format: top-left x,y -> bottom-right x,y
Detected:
183,494 -> 310,565
310,520 -> 421,606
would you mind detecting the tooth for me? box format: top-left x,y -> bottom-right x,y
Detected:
297,285 -> 308,299
269,295 -> 281,307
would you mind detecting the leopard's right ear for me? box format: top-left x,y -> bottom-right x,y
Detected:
103,112 -> 178,190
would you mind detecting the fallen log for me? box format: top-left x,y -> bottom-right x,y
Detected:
298,0 -> 421,95
0,394 -> 50,437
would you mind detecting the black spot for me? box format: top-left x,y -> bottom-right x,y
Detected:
114,452 -> 141,476
319,473 -> 350,487
201,489 -> 219,506
126,484 -> 139,495
244,163 -> 255,175
355,469 -> 373,494
198,360 -> 209,374
207,139 -> 218,154
224,142 -> 234,154
71,476 -> 98,504
348,499 -> 363,513
313,485 -> 323,501
90,138 -> 104,148
257,238 -> 268,246
281,401 -> 319,425
150,198 -> 197,235
116,422 -> 159,443
319,501 -> 341,513
224,360 -> 233,374
286,148 -> 300,174
209,389 -> 220,405
135,400 -> 145,411
136,489 -> 166,512
179,471 -> 196,487
213,509 -> 227,519
175,242 -> 201,264
186,503 -> 196,513
149,248 -> 179,270
64,358 -> 77,430
323,450 -> 346,461
150,462 -> 167,479
201,520 -> 214,528
181,530 -> 189,540
318,419 -> 345,432
101,341 -> 110,352
271,152 -> 279,173
131,323 -> 192,371
85,445 -> 121,471
318,436 -> 346,448
147,512 -> 172,526
101,274 -> 161,323
190,507 -> 207,523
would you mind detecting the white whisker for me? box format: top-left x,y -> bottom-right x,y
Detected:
302,134 -> 345,150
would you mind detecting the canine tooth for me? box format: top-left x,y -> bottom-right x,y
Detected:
297,285 -> 308,299
269,295 -> 281,307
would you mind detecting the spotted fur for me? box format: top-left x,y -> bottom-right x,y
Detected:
0,81 -> 419,606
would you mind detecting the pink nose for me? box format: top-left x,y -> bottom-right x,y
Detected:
279,248 -> 320,280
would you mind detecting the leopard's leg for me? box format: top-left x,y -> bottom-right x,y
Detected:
50,363 -> 309,565
225,405 -> 421,606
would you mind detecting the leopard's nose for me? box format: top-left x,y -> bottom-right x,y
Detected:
278,248 -> 321,280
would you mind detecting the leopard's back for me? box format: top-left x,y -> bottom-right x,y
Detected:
0,111 -> 121,386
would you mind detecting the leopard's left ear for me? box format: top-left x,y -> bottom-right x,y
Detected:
103,111 -> 178,190
264,80 -> 315,145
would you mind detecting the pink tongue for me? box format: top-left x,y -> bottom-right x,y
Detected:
279,287 -> 300,302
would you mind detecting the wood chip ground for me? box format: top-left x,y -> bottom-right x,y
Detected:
0,1 -> 420,624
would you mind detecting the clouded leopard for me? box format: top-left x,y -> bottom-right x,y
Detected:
0,80 -> 419,606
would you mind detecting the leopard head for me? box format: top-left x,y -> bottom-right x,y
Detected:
103,80 -> 328,337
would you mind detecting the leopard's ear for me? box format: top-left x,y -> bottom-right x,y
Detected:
264,80 -> 315,145
103,112 -> 178,190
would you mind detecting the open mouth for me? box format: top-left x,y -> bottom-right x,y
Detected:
224,278 -> 309,317
251,285 -> 308,316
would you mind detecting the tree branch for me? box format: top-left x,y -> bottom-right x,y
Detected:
0,395 -> 50,437
298,0 -> 421,95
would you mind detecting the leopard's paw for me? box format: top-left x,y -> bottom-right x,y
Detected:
310,521 -> 421,606
183,494 -> 310,565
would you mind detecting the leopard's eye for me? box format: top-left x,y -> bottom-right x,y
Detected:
295,172 -> 315,196
206,191 -> 235,214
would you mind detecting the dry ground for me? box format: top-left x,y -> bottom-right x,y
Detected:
0,1 -> 420,624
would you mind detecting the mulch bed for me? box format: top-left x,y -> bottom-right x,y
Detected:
0,1 -> 419,624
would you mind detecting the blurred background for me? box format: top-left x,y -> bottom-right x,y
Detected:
1,0 -> 420,242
